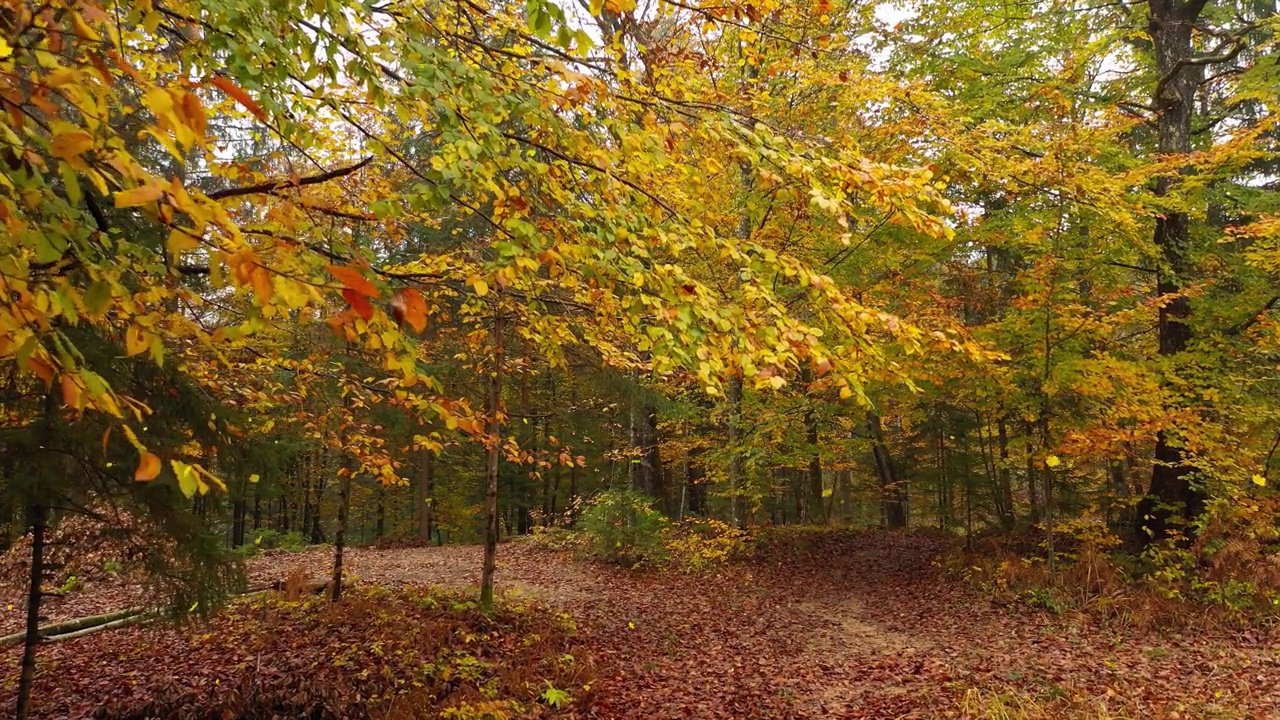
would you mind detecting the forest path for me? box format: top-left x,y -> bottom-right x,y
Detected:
250,533 -> 1280,719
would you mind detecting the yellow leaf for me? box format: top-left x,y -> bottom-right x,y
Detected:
1252,474 -> 1267,487
1045,455 -> 1061,468
171,460 -> 198,496
125,325 -> 149,356
115,184 -> 164,208
167,228 -> 201,254
471,276 -> 490,297
135,451 -> 161,481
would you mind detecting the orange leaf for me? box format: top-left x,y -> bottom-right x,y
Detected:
209,75 -> 267,121
60,374 -> 81,409
391,288 -> 427,333
25,356 -> 55,383
135,451 -> 161,481
328,265 -> 379,298
181,91 -> 207,140
50,128 -> 94,160
343,288 -> 374,320
115,184 -> 164,208
251,266 -> 274,302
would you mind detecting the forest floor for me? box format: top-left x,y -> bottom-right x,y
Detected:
4,531 -> 1280,718
245,532 -> 1280,719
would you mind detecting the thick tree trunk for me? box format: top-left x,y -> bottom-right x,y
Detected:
15,503 -> 46,720
629,387 -> 664,511
480,304 -> 505,611
1138,0 -> 1207,542
868,411 -> 907,529
330,466 -> 352,602
806,420 -> 824,524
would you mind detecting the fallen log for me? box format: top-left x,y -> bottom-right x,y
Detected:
0,606 -> 148,648
45,610 -> 160,643
0,578 -> 357,647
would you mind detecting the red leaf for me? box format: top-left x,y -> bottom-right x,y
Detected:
328,264 -> 379,298
343,288 -> 374,320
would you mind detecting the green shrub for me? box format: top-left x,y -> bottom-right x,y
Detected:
577,488 -> 669,566
236,529 -> 311,558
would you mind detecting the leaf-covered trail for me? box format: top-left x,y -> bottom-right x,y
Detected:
252,534 -> 1280,719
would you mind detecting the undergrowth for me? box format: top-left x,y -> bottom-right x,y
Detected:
534,500 -> 888,572
955,499 -> 1280,629
2,586 -> 595,719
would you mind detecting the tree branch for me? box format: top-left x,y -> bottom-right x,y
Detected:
206,156 -> 373,200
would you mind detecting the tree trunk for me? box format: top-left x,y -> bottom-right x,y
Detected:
801,367 -> 826,523
480,302 -> 505,611
376,485 -> 386,539
417,448 -> 434,541
868,411 -> 907,529
996,418 -> 1016,529
686,449 -> 707,516
727,373 -> 744,527
1137,0 -> 1207,542
330,466 -> 352,602
806,419 -> 824,524
15,503 -> 46,720
308,453 -> 326,544
252,485 -> 262,532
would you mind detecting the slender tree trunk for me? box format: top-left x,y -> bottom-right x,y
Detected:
1137,0 -> 1207,542
330,466 -> 352,602
252,484 -> 262,532
996,418 -> 1016,529
417,448 -> 434,541
686,448 -> 707,516
480,303 -> 505,611
727,373 -> 744,527
309,452 -> 326,544
1025,427 -> 1040,522
15,503 -> 46,720
802,368 -> 826,524
375,485 -> 386,539
868,411 -> 907,529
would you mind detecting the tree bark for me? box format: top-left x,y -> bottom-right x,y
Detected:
417,447 -> 434,541
1137,0 -> 1208,543
330,465 -> 352,602
727,373 -> 744,527
868,411 -> 907,529
996,418 -> 1016,530
801,367 -> 826,524
15,503 -> 46,720
480,302 -> 505,611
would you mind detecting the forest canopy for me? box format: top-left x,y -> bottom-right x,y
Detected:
2,0 -> 1279,716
